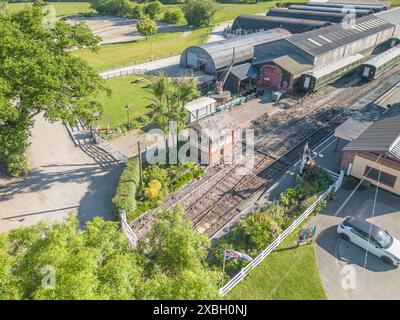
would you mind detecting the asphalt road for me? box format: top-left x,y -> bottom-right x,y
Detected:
0,116 -> 123,233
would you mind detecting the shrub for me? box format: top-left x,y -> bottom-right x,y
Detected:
129,4 -> 144,19
237,212 -> 282,254
112,157 -> 140,218
183,0 -> 218,27
3,153 -> 28,177
163,7 -> 185,24
143,0 -> 164,20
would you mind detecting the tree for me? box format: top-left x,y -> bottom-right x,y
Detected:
143,0 -> 163,20
89,0 -> 132,16
0,4 -> 107,176
141,206 -> 222,299
0,208 -> 221,300
149,73 -> 199,134
1,215 -> 144,300
183,0 -> 218,28
163,7 -> 185,25
136,16 -> 157,40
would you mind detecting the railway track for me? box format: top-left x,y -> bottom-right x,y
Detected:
131,65 -> 400,239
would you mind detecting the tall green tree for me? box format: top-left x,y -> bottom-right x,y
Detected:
141,206 -> 222,299
136,16 -> 157,40
183,0 -> 218,28
0,3 -> 107,176
149,73 -> 199,134
0,208 -> 221,300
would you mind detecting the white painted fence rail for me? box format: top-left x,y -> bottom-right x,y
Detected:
101,68 -> 147,80
120,210 -> 139,249
219,171 -> 344,296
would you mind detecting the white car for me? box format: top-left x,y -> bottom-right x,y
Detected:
337,216 -> 400,266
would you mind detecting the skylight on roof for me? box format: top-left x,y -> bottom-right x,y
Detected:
318,35 -> 332,43
308,38 -> 322,46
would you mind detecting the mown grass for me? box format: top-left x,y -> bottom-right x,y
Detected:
95,74 -> 154,129
72,28 -> 209,71
227,223 -> 326,300
392,0 -> 400,7
6,2 -> 94,17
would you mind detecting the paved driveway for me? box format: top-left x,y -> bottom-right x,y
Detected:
0,116 -> 123,233
315,183 -> 400,300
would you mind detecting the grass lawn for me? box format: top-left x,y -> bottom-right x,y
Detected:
392,0 -> 400,6
227,223 -> 326,300
95,74 -> 154,129
6,2 -> 94,17
73,28 -> 209,71
214,1 -> 307,24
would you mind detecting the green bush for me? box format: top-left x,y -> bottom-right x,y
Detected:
129,4 -> 144,19
237,212 -> 282,255
163,7 -> 185,24
3,153 -> 28,177
112,157 -> 140,218
143,0 -> 164,20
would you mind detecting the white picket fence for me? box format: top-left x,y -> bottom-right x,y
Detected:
100,68 -> 147,80
93,132 -> 128,163
219,171 -> 344,296
120,210 -> 139,249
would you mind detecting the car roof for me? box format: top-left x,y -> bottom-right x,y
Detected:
343,217 -> 385,239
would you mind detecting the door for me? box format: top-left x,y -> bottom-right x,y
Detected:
303,76 -> 311,89
350,229 -> 369,251
187,52 -> 198,69
363,66 -> 370,78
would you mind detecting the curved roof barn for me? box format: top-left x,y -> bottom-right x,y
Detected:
179,28 -> 292,74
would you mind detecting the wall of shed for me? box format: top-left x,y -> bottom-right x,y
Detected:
313,26 -> 395,67
348,153 -> 400,196
180,47 -> 216,74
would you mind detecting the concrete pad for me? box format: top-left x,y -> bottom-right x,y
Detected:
0,116 -> 123,233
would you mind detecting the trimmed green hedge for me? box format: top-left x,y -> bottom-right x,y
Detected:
112,157 -> 140,217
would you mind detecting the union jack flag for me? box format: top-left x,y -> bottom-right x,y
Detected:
224,249 -> 253,262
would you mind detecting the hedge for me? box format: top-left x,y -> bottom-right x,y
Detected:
112,157 -> 140,217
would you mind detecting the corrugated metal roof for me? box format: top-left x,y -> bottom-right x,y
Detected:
232,15 -> 329,33
374,7 -> 400,25
304,53 -> 363,78
391,140 -> 400,158
267,8 -> 347,23
186,29 -> 292,71
335,103 -> 386,141
364,44 -> 400,68
230,63 -> 258,80
306,2 -> 385,12
289,4 -> 373,15
185,97 -> 216,112
313,0 -> 390,6
272,54 -> 313,75
344,105 -> 400,152
287,15 -> 393,57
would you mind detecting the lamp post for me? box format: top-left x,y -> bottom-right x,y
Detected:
125,104 -> 130,129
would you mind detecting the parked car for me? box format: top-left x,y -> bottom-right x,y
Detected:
337,216 -> 400,266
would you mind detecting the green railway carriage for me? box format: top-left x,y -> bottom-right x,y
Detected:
301,54 -> 364,92
361,45 -> 400,80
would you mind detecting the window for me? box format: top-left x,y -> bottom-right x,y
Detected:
364,166 -> 397,188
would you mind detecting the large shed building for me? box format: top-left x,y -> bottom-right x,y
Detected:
251,11 -> 400,92
179,28 -> 291,75
266,8 -> 348,23
231,15 -> 330,34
